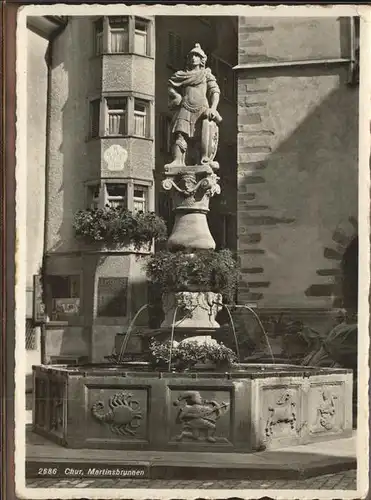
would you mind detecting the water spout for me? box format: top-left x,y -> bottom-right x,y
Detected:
223,304 -> 240,364
118,303 -> 149,362
168,306 -> 179,372
235,305 -> 275,364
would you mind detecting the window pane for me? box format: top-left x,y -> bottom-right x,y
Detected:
168,32 -> 175,66
94,19 -> 103,55
107,184 -> 127,197
133,199 -> 145,212
109,16 -> 128,28
134,100 -> 147,137
49,275 -> 80,299
107,98 -> 127,110
109,17 -> 129,52
134,114 -> 145,136
133,187 -> 147,212
25,319 -> 37,351
109,199 -> 126,209
90,100 -> 100,138
111,30 -> 129,53
95,18 -> 103,31
107,98 -> 127,135
108,112 -> 126,135
134,20 -> 147,55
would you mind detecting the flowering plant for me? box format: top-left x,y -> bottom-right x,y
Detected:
73,206 -> 167,250
148,338 -> 237,370
145,249 -> 239,302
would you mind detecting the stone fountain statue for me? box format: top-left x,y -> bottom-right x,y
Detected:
167,43 -> 222,168
163,43 -> 222,252
161,43 -> 223,333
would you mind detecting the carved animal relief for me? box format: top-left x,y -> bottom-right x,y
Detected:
317,390 -> 337,431
265,392 -> 297,438
173,390 -> 229,442
91,391 -> 142,437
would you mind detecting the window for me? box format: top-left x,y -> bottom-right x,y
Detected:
25,319 -> 37,350
350,16 -> 360,86
108,16 -> 129,53
90,96 -> 151,139
106,97 -> 127,135
209,54 -> 236,102
47,275 -> 81,321
134,18 -> 148,55
88,184 -> 101,209
93,16 -> 151,56
90,99 -> 100,138
133,186 -> 148,212
106,183 -> 127,208
94,18 -> 103,55
159,114 -> 172,154
134,99 -> 147,137
168,32 -> 182,68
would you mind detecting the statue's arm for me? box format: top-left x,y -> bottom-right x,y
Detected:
209,90 -> 220,113
206,70 -> 221,120
168,82 -> 182,109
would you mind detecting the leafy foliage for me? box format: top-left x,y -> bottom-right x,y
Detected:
145,249 -> 239,302
73,206 -> 167,250
149,339 -> 237,370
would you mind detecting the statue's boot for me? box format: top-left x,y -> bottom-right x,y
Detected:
167,135 -> 187,167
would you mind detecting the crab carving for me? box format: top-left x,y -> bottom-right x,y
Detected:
91,391 -> 142,437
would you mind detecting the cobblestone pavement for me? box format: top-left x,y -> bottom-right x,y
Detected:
27,469 -> 356,490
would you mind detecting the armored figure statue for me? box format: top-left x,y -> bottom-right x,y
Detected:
168,43 -> 222,167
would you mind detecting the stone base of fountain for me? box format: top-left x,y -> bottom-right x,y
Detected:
32,363 -> 352,452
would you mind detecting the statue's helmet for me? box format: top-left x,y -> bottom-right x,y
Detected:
188,43 -> 207,66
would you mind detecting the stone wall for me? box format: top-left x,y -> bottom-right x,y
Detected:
26,29 -> 50,373
237,17 -> 358,311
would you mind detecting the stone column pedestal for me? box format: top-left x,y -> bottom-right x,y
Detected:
162,163 -> 220,251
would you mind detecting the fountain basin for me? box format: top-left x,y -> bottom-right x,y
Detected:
32,363 -> 353,452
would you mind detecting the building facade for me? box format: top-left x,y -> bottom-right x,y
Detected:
25,15 -> 359,371
235,16 -> 359,338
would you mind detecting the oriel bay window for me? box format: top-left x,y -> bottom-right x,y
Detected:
90,95 -> 151,139
93,16 -> 152,56
85,181 -> 150,212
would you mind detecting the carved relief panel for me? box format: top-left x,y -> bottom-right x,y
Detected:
260,385 -> 301,445
308,383 -> 344,435
168,388 -> 232,445
87,387 -> 149,442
